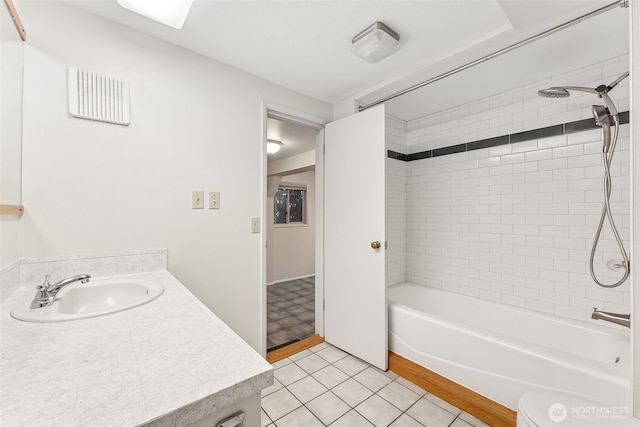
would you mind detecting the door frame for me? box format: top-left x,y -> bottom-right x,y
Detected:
260,102 -> 327,357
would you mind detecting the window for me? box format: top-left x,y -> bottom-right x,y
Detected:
274,183 -> 307,225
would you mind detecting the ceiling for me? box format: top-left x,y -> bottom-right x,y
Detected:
61,1 -> 628,109
60,0 -> 629,141
266,117 -> 317,164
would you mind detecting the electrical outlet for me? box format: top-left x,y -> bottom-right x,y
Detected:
192,190 -> 204,209
251,217 -> 260,233
209,192 -> 220,209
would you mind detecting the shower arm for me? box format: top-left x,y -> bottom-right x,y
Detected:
554,86 -> 599,95
551,85 -> 620,122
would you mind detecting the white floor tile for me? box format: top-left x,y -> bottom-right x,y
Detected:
311,365 -> 349,389
383,369 -> 399,380
274,406 -> 325,427
354,367 -> 394,392
424,392 -> 462,415
316,345 -> 348,363
394,377 -> 427,396
261,346 -> 472,427
271,357 -> 292,369
406,397 -> 458,427
458,412 -> 492,427
331,409 -> 375,427
332,378 -> 374,407
308,342 -> 330,353
333,355 -> 370,376
261,388 -> 302,422
261,408 -> 272,427
377,381 -> 421,411
275,362 -> 309,386
389,413 -> 426,427
294,353 -> 330,374
287,375 -> 328,404
355,394 -> 403,427
306,391 -> 350,425
450,418 -> 474,427
261,378 -> 284,398
288,349 -> 313,361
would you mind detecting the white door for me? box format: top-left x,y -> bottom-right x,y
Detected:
324,105 -> 387,370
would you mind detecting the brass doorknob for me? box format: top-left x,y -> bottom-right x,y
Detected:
371,241 -> 381,249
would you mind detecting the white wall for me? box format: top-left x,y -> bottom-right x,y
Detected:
394,55 -> 631,326
0,0 -> 24,268
16,1 -> 331,352
267,171 -> 315,283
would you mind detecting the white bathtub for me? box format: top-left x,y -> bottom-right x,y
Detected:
388,282 -> 631,410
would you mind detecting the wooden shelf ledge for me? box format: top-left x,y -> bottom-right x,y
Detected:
0,204 -> 24,215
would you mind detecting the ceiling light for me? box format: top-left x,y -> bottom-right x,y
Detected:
117,0 -> 194,29
267,139 -> 283,155
350,21 -> 400,63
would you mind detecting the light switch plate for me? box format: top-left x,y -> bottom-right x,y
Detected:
209,192 -> 220,209
192,190 -> 204,209
251,217 -> 260,233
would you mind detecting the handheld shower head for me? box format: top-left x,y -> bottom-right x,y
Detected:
591,105 -> 611,153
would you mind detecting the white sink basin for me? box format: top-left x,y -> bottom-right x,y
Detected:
10,277 -> 164,322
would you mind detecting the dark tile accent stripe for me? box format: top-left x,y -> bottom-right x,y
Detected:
510,124 -> 563,144
564,118 -> 597,134
389,110 -> 630,162
433,143 -> 466,157
620,111 -> 630,125
387,150 -> 408,161
467,135 -> 509,151
407,151 -> 432,161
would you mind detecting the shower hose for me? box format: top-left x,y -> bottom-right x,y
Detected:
589,114 -> 630,288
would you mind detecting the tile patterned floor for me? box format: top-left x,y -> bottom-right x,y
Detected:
261,342 -> 490,427
267,277 -> 315,351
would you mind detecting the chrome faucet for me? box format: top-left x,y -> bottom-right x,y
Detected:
29,274 -> 91,309
591,307 -> 630,328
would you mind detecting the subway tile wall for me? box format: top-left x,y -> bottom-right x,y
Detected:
406,55 -> 629,154
386,115 -> 407,286
388,55 -> 630,325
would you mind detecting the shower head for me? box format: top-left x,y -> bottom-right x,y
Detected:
537,72 -> 628,122
537,85 -> 598,98
537,87 -> 570,98
591,104 -> 611,152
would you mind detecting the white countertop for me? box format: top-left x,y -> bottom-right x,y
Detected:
0,270 -> 273,426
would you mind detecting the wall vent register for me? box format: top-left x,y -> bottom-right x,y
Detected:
68,67 -> 130,126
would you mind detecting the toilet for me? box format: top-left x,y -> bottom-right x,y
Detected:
517,391 -> 640,426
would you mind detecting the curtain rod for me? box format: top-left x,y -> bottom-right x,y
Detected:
358,0 -> 628,112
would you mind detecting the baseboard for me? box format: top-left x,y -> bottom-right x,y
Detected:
266,335 -> 324,363
389,352 -> 517,427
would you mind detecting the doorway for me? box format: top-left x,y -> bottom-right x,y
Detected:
262,106 -> 325,355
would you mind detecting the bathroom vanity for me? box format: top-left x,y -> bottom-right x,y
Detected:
0,250 -> 273,426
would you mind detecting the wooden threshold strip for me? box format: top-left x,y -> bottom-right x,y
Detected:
0,204 -> 24,215
266,335 -> 324,364
389,352 -> 517,427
